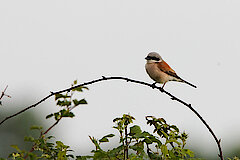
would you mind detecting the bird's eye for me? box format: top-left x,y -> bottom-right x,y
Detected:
145,56 -> 160,61
152,57 -> 160,61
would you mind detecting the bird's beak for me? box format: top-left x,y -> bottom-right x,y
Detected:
145,56 -> 150,60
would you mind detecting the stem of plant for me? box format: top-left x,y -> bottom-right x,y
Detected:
125,125 -> 128,160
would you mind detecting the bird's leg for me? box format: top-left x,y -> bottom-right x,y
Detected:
162,82 -> 166,89
151,82 -> 157,89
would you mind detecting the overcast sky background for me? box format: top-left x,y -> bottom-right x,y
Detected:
1,0 -> 240,158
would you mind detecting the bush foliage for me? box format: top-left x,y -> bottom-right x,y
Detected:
1,80 -> 238,159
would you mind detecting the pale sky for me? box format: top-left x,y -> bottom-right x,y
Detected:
1,0 -> 240,158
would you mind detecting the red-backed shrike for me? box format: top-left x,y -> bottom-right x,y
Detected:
145,52 -> 196,88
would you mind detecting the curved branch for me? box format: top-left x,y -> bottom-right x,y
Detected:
0,76 -> 223,159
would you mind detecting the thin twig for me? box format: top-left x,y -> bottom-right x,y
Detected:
0,85 -> 11,100
24,117 -> 62,159
43,118 -> 62,135
25,94 -> 75,159
0,76 -> 223,159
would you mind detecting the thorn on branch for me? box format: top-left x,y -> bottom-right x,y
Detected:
151,82 -> 157,89
3,94 -> 11,98
171,97 -> 176,100
218,139 -> 221,143
102,76 -> 107,80
159,87 -> 164,92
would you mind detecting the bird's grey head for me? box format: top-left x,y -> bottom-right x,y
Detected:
145,52 -> 163,63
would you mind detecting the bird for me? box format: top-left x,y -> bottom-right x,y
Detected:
145,52 -> 197,89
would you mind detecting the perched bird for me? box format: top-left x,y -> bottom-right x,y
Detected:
145,52 -> 196,88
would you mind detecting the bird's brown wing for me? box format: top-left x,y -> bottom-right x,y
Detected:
157,60 -> 182,80
157,60 -> 197,88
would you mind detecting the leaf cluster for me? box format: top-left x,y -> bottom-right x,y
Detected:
46,80 -> 88,121
1,80 -> 88,160
7,126 -> 74,160
78,114 -> 198,160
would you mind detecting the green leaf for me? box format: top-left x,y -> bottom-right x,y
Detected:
113,117 -> 122,122
181,132 -> 188,139
168,150 -> 176,158
147,149 -> 160,160
46,113 -> 54,119
30,125 -> 43,130
56,100 -> 64,106
104,133 -> 115,138
56,141 -> 64,148
74,80 -> 77,85
72,86 -> 83,92
79,99 -> 87,104
73,99 -> 87,106
54,112 -> 61,120
46,142 -> 54,148
130,141 -> 144,152
24,136 -> 35,142
57,100 -> 71,107
89,136 -> 101,150
148,135 -> 162,147
99,134 -> 115,143
158,118 -> 166,124
170,125 -> 179,132
99,137 -> 108,143
73,99 -> 79,106
92,150 -> 108,159
166,139 -> 181,146
140,131 -> 151,137
160,130 -> 169,138
161,145 -> 168,156
55,93 -> 71,100
130,125 -> 142,135
184,149 -> 194,157
68,112 -> 75,118
143,137 -> 152,144
60,109 -> 75,118
10,145 -> 21,152
55,93 -> 62,100
108,145 -> 124,157
72,86 -> 89,92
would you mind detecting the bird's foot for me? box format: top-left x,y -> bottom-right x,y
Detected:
161,82 -> 166,89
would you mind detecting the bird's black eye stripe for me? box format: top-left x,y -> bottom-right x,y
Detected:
146,56 -> 160,61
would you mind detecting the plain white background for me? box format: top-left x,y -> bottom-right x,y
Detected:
1,0 -> 240,158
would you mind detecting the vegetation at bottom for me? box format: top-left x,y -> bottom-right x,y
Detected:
78,114 -> 199,160
0,80 -> 239,160
2,113 -> 203,160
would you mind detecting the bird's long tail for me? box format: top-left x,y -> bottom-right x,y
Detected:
181,79 -> 197,88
